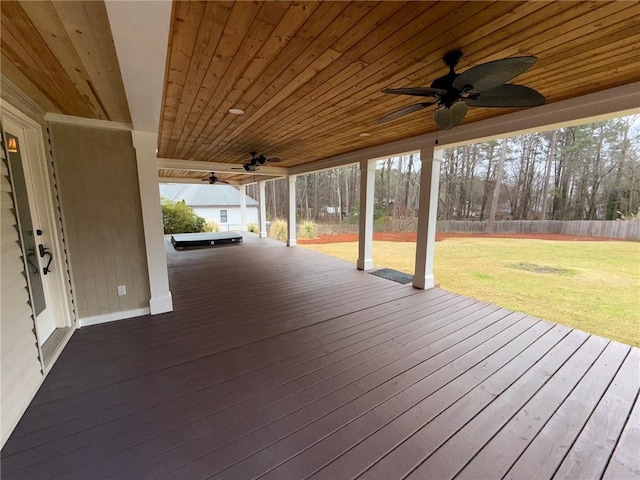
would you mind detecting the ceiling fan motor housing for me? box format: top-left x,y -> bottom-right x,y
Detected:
378,50 -> 544,130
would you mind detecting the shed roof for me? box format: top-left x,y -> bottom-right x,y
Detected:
159,184 -> 258,207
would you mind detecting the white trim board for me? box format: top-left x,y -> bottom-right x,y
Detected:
158,176 -> 241,186
78,307 -> 151,328
157,158 -> 288,177
44,113 -> 133,131
0,75 -> 46,124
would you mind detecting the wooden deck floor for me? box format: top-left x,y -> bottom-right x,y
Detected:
2,234 -> 638,479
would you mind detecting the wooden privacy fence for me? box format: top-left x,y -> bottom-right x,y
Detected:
314,220 -> 640,240
436,220 -> 640,240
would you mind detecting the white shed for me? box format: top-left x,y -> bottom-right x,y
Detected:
160,184 -> 259,231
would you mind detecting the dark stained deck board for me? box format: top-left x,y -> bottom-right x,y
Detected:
46,278 -> 416,379
25,302 -> 506,479
1,234 -> 638,480
5,292 -> 467,468
603,392 -> 640,480
10,290 -> 458,446
13,282 -> 430,424
552,348 -> 640,479
10,289 -> 454,442
270,321 -> 566,480
404,334 -> 611,479
100,308 -> 525,480
46,271 -> 407,372
203,314 -> 544,480
455,341 -> 632,480
29,274 -> 419,405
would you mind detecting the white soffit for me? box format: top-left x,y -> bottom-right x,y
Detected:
104,1 -> 171,133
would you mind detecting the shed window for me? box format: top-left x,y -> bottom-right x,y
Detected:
220,209 -> 228,223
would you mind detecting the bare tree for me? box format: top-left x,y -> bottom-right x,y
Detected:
488,139 -> 507,232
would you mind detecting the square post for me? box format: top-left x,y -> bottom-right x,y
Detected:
357,159 -> 375,270
131,131 -> 173,314
413,145 -> 443,289
239,184 -> 247,231
287,175 -> 297,246
258,180 -> 267,238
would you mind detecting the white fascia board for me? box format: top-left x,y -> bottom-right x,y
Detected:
44,113 -> 133,131
157,158 -> 288,176
158,176 -> 241,186
289,82 -> 640,176
105,1 -> 171,133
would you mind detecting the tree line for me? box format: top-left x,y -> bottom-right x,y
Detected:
251,115 -> 639,225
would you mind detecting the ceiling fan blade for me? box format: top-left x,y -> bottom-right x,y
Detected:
376,102 -> 436,124
219,180 -> 230,185
382,87 -> 447,97
453,56 -> 537,94
433,102 -> 468,130
465,84 -> 545,107
267,157 -> 281,163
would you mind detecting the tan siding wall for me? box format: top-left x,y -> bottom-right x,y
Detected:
48,124 -> 150,318
1,148 -> 43,447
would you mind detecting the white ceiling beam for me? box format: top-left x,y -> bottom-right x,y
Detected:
157,158 -> 288,176
105,1 -> 171,133
157,176 -> 241,186
289,82 -> 640,176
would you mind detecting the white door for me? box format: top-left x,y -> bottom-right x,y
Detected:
2,122 -> 57,345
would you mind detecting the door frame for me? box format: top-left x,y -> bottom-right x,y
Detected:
1,101 -> 74,348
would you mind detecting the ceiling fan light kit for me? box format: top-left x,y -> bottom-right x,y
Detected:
379,50 -> 545,132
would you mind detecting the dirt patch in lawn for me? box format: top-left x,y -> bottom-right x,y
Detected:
509,262 -> 573,275
297,231 -> 622,244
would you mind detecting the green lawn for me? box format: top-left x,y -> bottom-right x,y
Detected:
301,238 -> 640,347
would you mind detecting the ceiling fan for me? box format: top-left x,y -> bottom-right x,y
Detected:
202,172 -> 229,185
231,152 -> 282,172
377,50 -> 545,131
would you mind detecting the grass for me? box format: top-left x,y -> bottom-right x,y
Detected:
301,238 -> 640,347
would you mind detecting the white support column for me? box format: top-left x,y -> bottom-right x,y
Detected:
287,175 -> 297,246
413,145 -> 443,289
131,131 -> 173,313
258,180 -> 267,238
239,184 -> 247,231
357,159 -> 375,270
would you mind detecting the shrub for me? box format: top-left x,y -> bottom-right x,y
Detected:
247,222 -> 259,233
268,218 -> 287,241
204,220 -> 220,232
374,215 -> 393,226
162,200 -> 206,234
298,221 -> 318,239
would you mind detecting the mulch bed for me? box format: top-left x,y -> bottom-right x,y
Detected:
297,231 -> 622,244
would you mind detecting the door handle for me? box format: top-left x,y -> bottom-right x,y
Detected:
42,249 -> 53,275
38,244 -> 53,275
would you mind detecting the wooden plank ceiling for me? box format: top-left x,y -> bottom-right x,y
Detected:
1,1 -> 639,183
158,0 -> 640,179
0,0 -> 130,123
